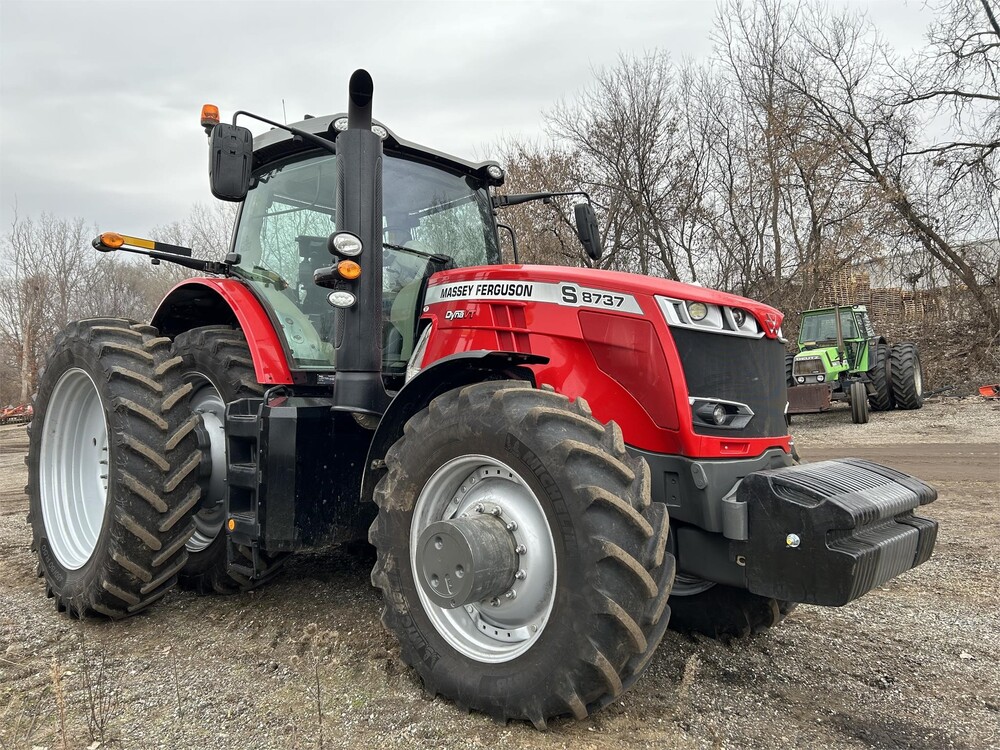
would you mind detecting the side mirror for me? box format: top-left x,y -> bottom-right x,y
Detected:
574,203 -> 603,261
209,124 -> 254,201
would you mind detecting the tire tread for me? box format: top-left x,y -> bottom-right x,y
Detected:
27,319 -> 201,618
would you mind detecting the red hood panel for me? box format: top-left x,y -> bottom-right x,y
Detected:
428,265 -> 784,337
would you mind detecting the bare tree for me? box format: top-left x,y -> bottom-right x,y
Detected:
494,139 -> 590,266
546,52 -> 698,281
0,207 -> 218,402
785,3 -> 1000,332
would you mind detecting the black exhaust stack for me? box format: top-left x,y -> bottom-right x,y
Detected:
333,69 -> 389,413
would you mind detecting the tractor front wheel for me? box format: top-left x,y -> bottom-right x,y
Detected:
26,320 -> 201,618
890,343 -> 924,409
369,381 -> 674,728
171,326 -> 287,594
849,380 -> 870,424
668,581 -> 797,638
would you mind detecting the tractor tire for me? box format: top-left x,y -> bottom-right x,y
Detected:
668,584 -> 797,639
868,342 -> 894,411
890,343 -> 924,410
171,326 -> 287,595
369,381 -> 674,728
26,319 -> 202,618
849,380 -> 869,424
785,353 -> 795,388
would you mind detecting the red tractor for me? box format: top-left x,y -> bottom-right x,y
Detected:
26,71 -> 937,727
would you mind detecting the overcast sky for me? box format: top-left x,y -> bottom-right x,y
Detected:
1,0 -> 933,243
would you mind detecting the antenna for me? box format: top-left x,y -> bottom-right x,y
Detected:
281,98 -> 287,125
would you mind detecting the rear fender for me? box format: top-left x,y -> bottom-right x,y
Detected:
150,278 -> 293,384
360,351 -> 547,505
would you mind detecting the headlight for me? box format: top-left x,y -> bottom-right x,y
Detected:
687,302 -> 708,321
732,308 -> 746,327
817,374 -> 825,382
689,397 -> 754,429
797,376 -> 806,383
327,290 -> 356,308
330,231 -> 363,257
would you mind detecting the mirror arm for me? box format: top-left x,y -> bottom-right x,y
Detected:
496,222 -> 519,264
231,111 -> 337,156
492,190 -> 593,209
93,241 -> 231,275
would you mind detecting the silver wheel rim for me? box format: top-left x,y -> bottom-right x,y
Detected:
186,375 -> 227,553
39,368 -> 109,570
410,455 -> 557,663
914,359 -> 923,397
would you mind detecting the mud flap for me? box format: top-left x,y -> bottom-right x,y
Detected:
735,459 -> 937,606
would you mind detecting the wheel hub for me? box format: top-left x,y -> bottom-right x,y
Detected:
186,378 -> 227,553
409,456 -> 557,663
416,515 -> 516,609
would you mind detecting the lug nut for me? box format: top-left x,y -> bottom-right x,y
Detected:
515,544 -> 526,555
475,503 -> 484,513
506,521 -> 517,532
490,507 -> 502,517
504,590 -> 517,600
515,569 -> 526,580
786,533 -> 801,548
490,597 -> 501,607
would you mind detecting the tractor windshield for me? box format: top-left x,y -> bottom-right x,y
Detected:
799,309 -> 860,344
232,152 -> 500,370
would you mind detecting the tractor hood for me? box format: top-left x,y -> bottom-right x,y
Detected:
425,265 -> 786,340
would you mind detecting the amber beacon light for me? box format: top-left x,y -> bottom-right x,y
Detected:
201,104 -> 220,129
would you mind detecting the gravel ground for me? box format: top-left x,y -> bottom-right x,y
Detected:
1,397 -> 998,750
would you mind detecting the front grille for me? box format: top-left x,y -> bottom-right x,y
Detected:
670,328 -> 787,438
792,356 -> 825,376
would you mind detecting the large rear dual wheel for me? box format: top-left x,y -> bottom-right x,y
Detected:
171,326 -> 287,594
27,320 -> 203,617
870,341 -> 924,411
868,342 -> 894,412
27,321 -> 284,617
890,343 -> 924,409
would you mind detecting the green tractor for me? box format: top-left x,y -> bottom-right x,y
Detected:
785,304 -> 924,424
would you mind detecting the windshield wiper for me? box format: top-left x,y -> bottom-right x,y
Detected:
383,242 -> 452,265
233,264 -> 290,291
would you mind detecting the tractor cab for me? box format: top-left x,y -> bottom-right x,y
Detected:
792,305 -> 874,384
229,148 -> 500,385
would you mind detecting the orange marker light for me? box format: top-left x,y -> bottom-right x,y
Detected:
201,104 -> 220,128
227,518 -> 236,532
100,232 -> 125,249
337,260 -> 362,279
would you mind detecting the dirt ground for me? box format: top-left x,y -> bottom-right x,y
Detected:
1,397 -> 998,750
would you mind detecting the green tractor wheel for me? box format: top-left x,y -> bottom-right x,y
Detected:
890,343 -> 924,409
849,381 -> 869,424
868,342 -> 894,411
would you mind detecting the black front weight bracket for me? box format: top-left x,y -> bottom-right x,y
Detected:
734,458 -> 937,606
